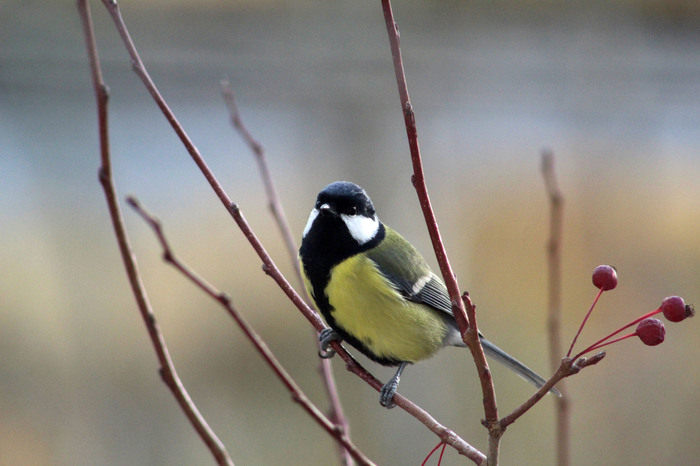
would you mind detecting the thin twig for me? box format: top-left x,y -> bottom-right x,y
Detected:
500,352 -> 604,429
220,79 -> 352,466
77,1 -> 232,464
220,80 -> 300,285
95,1 -> 484,463
380,0 -> 496,462
127,197 -> 373,466
95,0 -> 323,335
379,0 -> 469,336
462,293 -> 500,462
541,149 -> 570,466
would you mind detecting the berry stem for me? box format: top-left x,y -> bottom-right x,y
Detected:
573,306 -> 663,359
566,288 -> 604,357
421,442 -> 446,466
580,331 -> 637,353
437,442 -> 447,465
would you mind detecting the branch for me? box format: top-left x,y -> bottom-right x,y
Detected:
379,0 -> 469,336
220,80 -> 301,286
380,0 -> 497,461
499,352 -> 605,429
462,293 -> 500,462
541,149 -> 570,466
77,2 -> 232,464
95,0 -> 322,332
220,79 -> 351,465
126,197 -> 373,466
94,2 -> 485,463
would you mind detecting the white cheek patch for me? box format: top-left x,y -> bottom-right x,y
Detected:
341,214 -> 379,245
302,208 -> 319,238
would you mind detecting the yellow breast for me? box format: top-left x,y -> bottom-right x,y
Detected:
324,254 -> 447,363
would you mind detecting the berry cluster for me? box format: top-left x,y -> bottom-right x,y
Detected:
567,265 -> 694,360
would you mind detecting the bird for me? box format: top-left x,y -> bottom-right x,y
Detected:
299,181 -> 560,408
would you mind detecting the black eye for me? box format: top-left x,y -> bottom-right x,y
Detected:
347,206 -> 357,216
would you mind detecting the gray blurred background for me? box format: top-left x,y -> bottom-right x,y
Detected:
2,0 -> 700,464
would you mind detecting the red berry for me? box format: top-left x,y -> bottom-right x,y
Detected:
592,265 -> 617,291
661,296 -> 686,322
636,318 -> 665,346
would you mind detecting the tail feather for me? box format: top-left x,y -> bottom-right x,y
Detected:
479,336 -> 562,397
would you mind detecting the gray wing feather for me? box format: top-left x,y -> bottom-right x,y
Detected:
411,274 -> 454,316
368,236 -> 561,396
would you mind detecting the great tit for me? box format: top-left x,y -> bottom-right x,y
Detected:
299,181 -> 560,408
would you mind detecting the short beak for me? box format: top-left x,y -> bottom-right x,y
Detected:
318,203 -> 335,215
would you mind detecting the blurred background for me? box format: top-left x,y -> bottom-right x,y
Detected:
2,0 -> 700,464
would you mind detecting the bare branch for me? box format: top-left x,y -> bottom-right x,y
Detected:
126,197 -> 373,466
93,1 -> 483,462
77,2 -> 232,464
220,79 -> 351,465
461,294 -> 498,422
541,149 -> 570,465
380,0 -> 494,462
220,80 -> 301,286
499,352 -> 604,429
94,0 -> 323,333
379,0 -> 469,336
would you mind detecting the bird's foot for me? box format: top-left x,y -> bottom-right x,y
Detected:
379,362 -> 408,409
318,328 -> 341,359
379,379 -> 399,409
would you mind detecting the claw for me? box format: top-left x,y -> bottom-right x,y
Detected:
379,362 -> 408,409
379,379 -> 399,409
318,328 -> 341,359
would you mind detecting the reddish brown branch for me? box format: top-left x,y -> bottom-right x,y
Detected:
462,293 -> 500,462
126,197 -> 373,466
380,0 -> 494,462
95,0 -> 323,332
77,2 -> 232,464
500,353 -> 604,429
379,0 -> 468,335
541,149 -> 570,465
92,1 -> 483,462
220,80 -> 301,286
461,294 -> 498,421
220,79 -> 351,465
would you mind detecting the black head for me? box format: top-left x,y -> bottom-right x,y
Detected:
316,181 -> 375,221
299,181 -> 385,286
